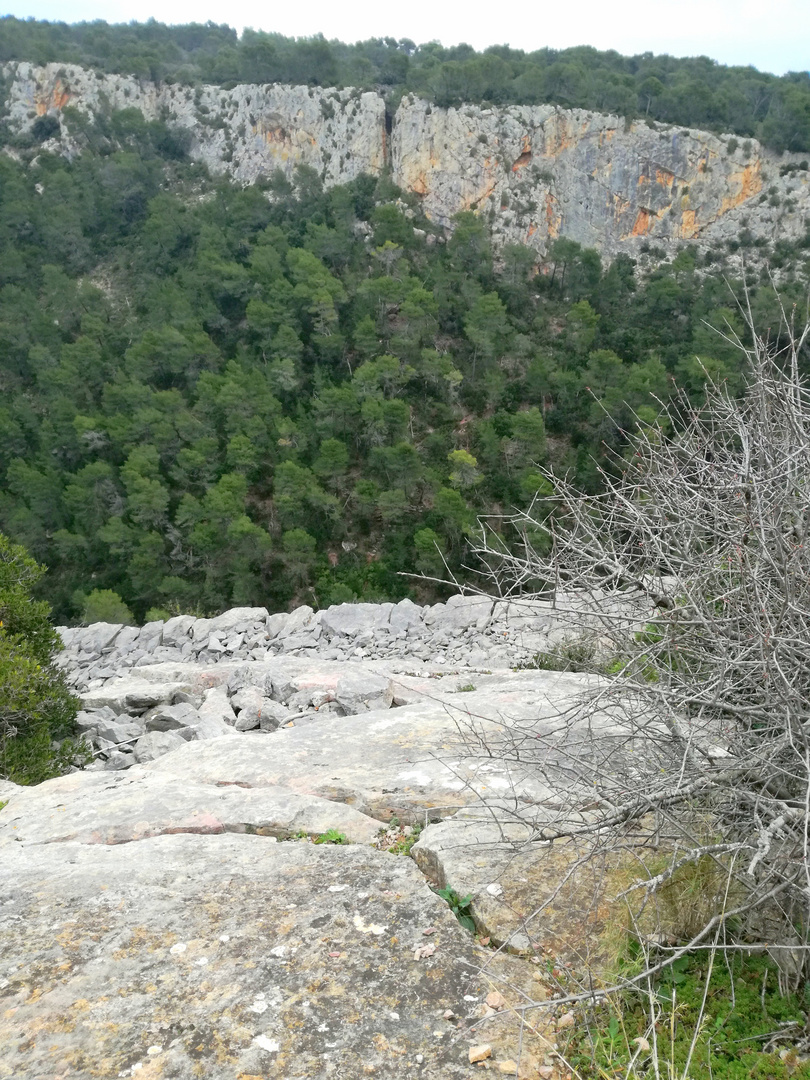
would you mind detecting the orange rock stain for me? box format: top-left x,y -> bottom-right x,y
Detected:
680,209 -> 699,238
35,79 -> 70,116
545,191 -> 561,239
631,208 -> 652,236
720,161 -> 763,214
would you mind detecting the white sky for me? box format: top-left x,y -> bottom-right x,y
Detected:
2,0 -> 808,76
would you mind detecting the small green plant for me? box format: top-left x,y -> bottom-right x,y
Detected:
433,885 -> 476,933
520,635 -> 600,673
456,683 -> 476,692
0,799 -> 7,812
387,821 -> 423,856
314,829 -> 349,845
564,951 -> 810,1080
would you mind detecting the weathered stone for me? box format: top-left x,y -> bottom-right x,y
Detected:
162,614 -> 196,647
141,680 -> 591,821
7,62 -> 808,275
81,677 -> 193,714
144,701 -> 200,731
133,729 -> 187,762
412,810 -> 656,968
0,832 -> 553,1078
258,699 -> 292,731
208,606 -> 269,635
195,686 -> 238,737
78,620 -> 124,653
231,686 -> 265,731
94,717 -> 144,747
334,671 -> 393,714
0,768 -> 389,847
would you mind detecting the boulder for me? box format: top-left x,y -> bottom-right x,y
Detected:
133,729 -> 187,762
320,602 -> 392,638
144,702 -> 200,731
194,687 -> 238,738
162,614 -> 196,647
94,717 -> 144,747
334,671 -> 393,713
78,620 -> 124,653
231,686 -> 265,731
208,606 -> 269,635
81,677 -> 193,714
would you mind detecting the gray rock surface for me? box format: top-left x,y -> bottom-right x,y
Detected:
1,833 -> 556,1078
0,598 -> 659,1076
132,728 -> 187,762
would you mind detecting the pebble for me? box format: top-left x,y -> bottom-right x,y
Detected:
469,1044 -> 493,1063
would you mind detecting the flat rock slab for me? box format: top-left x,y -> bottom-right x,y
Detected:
141,694 -> 577,821
0,769 -> 388,848
0,834 -> 555,1079
81,678 -> 199,713
412,813 -> 648,970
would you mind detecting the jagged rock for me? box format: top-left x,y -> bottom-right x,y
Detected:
94,716 -> 144,748
77,620 -> 125,653
81,677 -> 193,714
209,606 -> 269,633
195,686 -> 238,737
138,619 -> 164,651
230,686 -> 265,731
334,671 -> 393,713
162,613 -> 196,647
73,707 -> 112,731
258,699 -> 292,731
144,701 -> 200,731
102,748 -> 135,770
320,602 -> 393,637
133,729 -> 187,762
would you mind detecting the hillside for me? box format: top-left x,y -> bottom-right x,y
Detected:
0,55 -> 808,626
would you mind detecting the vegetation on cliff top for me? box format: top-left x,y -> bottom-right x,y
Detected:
1,16 -> 809,153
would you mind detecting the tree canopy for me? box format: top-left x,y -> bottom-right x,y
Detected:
1,17 -> 809,152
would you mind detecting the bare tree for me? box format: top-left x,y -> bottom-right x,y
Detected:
468,302 -> 810,992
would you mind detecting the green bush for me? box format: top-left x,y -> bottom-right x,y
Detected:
81,588 -> 135,626
0,533 -> 86,785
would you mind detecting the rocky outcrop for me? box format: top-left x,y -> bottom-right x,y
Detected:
393,97 -> 810,260
4,61 -> 386,185
1,597 -> 671,1076
4,61 -> 807,262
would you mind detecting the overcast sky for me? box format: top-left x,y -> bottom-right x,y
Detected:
3,0 -> 808,76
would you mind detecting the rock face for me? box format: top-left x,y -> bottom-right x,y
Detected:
4,61 -> 808,262
4,61 -> 386,186
393,97 -> 809,259
1,597 -> 659,1077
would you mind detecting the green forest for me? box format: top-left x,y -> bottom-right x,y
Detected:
0,23 -> 809,625
1,16 -> 810,152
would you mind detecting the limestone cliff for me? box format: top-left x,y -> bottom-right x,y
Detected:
4,61 -> 808,261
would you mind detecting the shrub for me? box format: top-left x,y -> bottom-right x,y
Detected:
0,533 -> 85,784
471,302 -> 810,991
81,588 -> 135,626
